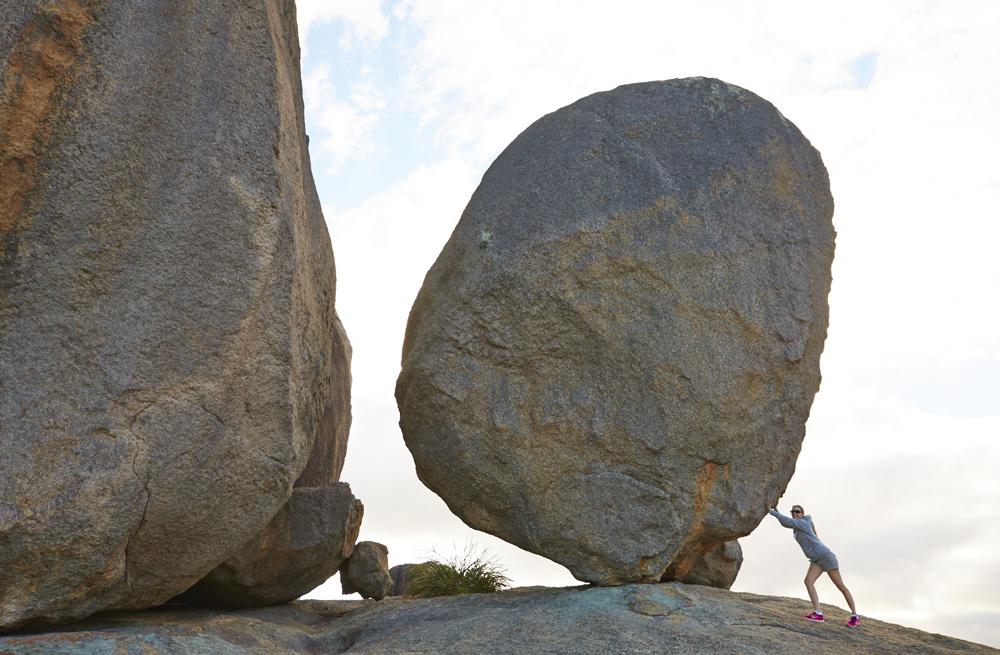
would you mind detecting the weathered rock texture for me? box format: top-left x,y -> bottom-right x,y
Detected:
396,78 -> 835,585
178,483 -> 363,608
0,584 -> 994,655
678,540 -> 743,589
0,0 -> 349,630
177,316 -> 355,609
294,315 -> 353,488
340,542 -> 392,600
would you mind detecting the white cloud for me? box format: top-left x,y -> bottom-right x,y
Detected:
296,0 -> 389,53
398,0 -> 918,162
303,65 -> 386,173
323,157 -> 481,525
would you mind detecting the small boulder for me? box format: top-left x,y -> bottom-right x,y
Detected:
677,541 -> 743,589
340,542 -> 392,600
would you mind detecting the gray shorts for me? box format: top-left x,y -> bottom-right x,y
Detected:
811,551 -> 840,572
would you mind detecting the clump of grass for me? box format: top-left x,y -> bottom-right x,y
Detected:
406,544 -> 511,598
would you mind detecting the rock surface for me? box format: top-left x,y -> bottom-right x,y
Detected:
678,540 -> 743,589
396,77 -> 835,584
0,0 -> 347,629
294,315 -> 354,488
340,542 -> 392,600
0,584 -> 993,655
177,483 -> 363,608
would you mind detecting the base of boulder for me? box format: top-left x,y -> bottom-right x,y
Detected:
176,483 -> 364,608
1,584 -> 993,655
676,540 -> 743,589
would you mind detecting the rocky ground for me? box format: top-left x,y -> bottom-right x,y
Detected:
0,583 -> 994,655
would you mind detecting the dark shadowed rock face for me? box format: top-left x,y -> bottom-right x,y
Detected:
0,584 -> 994,655
678,540 -> 743,589
177,484 -> 363,608
388,563 -> 419,597
0,0 -> 348,630
396,78 -> 835,585
340,542 -> 392,600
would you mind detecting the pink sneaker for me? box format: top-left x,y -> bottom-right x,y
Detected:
846,615 -> 861,628
804,612 -> 825,622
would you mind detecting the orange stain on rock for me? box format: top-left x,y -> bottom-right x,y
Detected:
661,460 -> 726,580
0,0 -> 96,246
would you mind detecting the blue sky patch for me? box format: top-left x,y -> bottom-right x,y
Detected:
849,51 -> 878,89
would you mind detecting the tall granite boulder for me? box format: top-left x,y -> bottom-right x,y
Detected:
0,0 -> 348,630
678,541 -> 743,589
396,78 -> 835,585
178,483 -> 363,608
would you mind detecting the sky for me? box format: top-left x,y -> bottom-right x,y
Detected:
295,1 -> 1000,647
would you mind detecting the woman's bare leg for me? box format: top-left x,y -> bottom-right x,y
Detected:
827,569 -> 857,615
804,563 -> 823,612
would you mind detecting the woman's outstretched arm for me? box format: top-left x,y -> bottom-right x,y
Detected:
769,508 -> 812,531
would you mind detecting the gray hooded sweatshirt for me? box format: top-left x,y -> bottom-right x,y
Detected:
769,508 -> 835,561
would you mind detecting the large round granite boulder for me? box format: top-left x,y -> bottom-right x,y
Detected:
0,0 -> 348,629
396,78 -> 835,585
